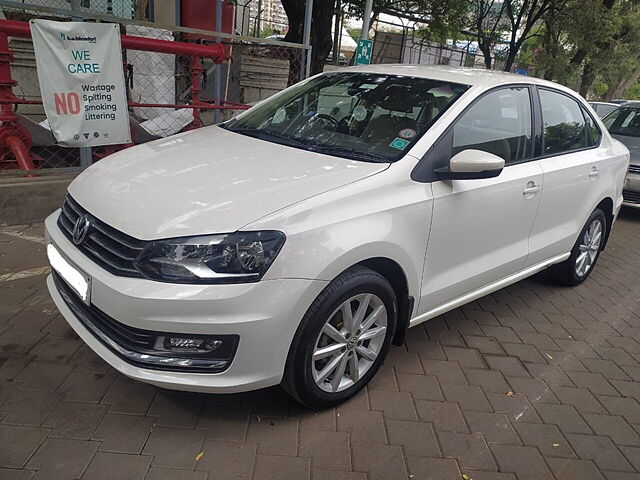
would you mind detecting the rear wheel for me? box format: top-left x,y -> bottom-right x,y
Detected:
282,266 -> 397,408
549,208 -> 606,286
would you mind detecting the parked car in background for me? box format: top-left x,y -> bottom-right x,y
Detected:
45,66 -> 629,408
589,101 -> 618,118
326,51 -> 349,66
604,102 -> 640,207
611,99 -> 632,105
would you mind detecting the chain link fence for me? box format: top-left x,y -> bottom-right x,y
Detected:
0,1 -> 306,171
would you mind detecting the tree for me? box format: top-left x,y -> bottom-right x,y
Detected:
468,0 -> 509,69
343,0 -> 468,41
533,0 -> 640,98
465,0 -> 564,71
281,0 -> 336,82
281,0 -> 468,82
502,0 -> 562,71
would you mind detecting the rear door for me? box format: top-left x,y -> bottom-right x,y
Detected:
526,88 -> 607,266
417,86 -> 544,315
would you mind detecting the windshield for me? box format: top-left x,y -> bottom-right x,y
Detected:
604,106 -> 640,138
222,72 -> 470,162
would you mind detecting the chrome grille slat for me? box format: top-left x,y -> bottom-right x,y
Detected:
629,165 -> 640,174
88,232 -> 140,261
91,222 -> 144,251
65,197 -> 83,216
58,214 -> 74,234
82,241 -> 140,274
62,203 -> 79,222
57,195 -> 146,278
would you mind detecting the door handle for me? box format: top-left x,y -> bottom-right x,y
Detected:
523,183 -> 542,195
589,167 -> 600,178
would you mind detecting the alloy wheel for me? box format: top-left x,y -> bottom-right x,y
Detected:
575,218 -> 603,277
311,293 -> 387,393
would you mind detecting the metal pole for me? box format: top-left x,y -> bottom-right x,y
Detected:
214,0 -> 222,123
332,0 -> 340,65
361,0 -> 373,40
71,0 -> 92,168
302,0 -> 313,79
256,0 -> 262,36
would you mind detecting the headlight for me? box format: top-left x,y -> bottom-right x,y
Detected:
133,231 -> 285,284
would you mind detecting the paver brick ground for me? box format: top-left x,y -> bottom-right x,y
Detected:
0,210 -> 639,479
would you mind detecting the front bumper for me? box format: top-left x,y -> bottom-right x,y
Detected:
45,211 -> 327,393
623,169 -> 640,208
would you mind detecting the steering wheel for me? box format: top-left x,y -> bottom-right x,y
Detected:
313,113 -> 340,130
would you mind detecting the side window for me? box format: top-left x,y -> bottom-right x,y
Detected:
452,87 -> 532,164
539,89 -> 588,155
582,106 -> 602,147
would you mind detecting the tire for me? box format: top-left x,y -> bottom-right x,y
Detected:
548,208 -> 607,286
282,266 -> 397,408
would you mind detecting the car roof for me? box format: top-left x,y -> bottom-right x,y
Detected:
617,101 -> 640,108
332,64 -> 575,92
590,101 -> 618,106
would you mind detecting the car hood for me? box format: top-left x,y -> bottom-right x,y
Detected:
68,126 -> 389,240
612,134 -> 640,165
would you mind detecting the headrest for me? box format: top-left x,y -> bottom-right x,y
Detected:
366,84 -> 427,113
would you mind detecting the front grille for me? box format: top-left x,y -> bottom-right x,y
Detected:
623,189 -> 640,204
57,195 -> 145,277
52,271 -> 238,372
629,164 -> 640,175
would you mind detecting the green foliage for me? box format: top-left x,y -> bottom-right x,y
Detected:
342,0 -> 468,42
346,27 -> 362,41
626,82 -> 640,99
534,0 -> 640,98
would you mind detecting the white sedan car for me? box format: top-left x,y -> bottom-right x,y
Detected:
45,65 -> 629,407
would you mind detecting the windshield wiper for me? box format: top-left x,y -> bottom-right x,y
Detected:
307,145 -> 390,163
225,127 -> 307,148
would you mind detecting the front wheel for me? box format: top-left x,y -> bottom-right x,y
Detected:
549,208 -> 607,286
282,266 -> 397,408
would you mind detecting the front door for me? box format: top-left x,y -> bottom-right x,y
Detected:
418,86 -> 543,315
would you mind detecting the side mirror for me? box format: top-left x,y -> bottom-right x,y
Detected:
435,149 -> 505,180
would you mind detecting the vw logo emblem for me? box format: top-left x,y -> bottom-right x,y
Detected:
72,214 -> 91,245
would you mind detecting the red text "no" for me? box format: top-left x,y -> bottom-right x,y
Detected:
54,92 -> 80,114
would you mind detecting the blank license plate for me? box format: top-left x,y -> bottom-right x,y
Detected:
47,243 -> 91,304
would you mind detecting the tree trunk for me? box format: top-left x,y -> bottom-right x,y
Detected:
281,0 -> 335,84
478,40 -> 492,69
281,0 -> 305,85
579,62 -> 596,98
604,63 -> 640,100
503,44 -> 519,72
310,0 -> 335,75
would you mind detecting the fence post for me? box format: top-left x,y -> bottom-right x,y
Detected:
71,0 -> 92,168
191,55 -> 203,127
213,0 -> 222,124
332,0 -> 340,65
301,0 -> 313,80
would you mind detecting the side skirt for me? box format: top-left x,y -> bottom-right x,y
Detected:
409,252 -> 571,328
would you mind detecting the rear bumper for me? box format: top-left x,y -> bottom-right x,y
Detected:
623,170 -> 640,208
45,211 -> 328,393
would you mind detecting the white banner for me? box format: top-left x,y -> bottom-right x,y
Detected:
30,20 -> 131,147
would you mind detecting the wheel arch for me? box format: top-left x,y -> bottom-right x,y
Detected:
356,257 -> 414,346
594,197 -> 614,248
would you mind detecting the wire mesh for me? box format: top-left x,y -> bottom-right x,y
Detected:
0,1 -> 308,172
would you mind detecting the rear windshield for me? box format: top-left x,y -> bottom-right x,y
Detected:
604,106 -> 640,138
222,72 -> 470,163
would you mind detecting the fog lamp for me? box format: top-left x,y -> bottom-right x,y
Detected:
155,335 -> 223,354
